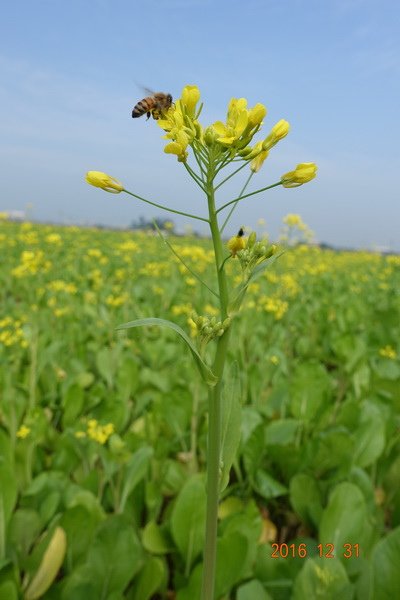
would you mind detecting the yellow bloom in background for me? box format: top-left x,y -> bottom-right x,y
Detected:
85,171 -> 124,193
283,214 -> 302,227
17,425 -> 31,439
281,163 -> 317,187
379,345 -> 397,360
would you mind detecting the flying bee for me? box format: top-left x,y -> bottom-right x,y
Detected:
131,90 -> 173,120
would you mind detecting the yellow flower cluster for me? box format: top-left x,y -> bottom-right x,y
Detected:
117,240 -> 139,253
0,317 -> 28,348
379,345 -> 397,360
262,296 -> 289,320
16,424 -> 31,439
75,419 -> 115,444
212,98 -> 266,151
105,292 -> 129,307
47,280 -> 78,294
156,85 -> 202,162
45,233 -> 62,245
12,250 -> 51,278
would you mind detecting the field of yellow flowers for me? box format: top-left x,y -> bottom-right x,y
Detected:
1,219 -> 400,599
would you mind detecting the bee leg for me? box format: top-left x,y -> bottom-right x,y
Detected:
146,112 -> 151,120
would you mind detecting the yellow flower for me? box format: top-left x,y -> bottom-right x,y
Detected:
227,229 -> 246,256
17,425 -> 31,439
281,163 -> 317,187
213,98 -> 249,145
379,345 -> 397,360
85,171 -> 124,193
164,141 -> 188,162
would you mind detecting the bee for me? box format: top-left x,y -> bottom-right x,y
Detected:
132,90 -> 173,120
237,227 -> 245,237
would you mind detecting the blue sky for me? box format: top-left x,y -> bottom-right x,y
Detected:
1,0 -> 399,249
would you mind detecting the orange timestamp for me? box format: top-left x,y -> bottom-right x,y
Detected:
271,542 -> 360,559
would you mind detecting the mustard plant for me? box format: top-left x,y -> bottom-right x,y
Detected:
86,85 -> 317,600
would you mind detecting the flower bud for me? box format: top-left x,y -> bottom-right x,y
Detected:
247,231 -> 257,249
85,171 -> 124,193
181,85 -> 201,117
281,163 -> 317,187
248,103 -> 267,126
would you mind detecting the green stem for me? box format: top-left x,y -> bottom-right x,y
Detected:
220,171 -> 254,234
183,161 -> 207,191
214,160 -> 248,191
201,176 -> 230,600
216,181 -> 282,214
123,189 -> 209,223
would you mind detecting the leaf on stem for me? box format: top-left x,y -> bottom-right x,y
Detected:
116,318 -> 218,386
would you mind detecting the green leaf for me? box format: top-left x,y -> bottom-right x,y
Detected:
215,531 -> 248,597
132,557 -> 166,600
8,509 -> 41,556
290,362 -> 331,422
0,461 -> 17,554
170,474 -> 206,570
252,470 -> 288,500
242,424 -> 265,477
0,581 -> 18,600
353,402 -> 385,467
142,521 -> 173,554
59,505 -> 102,569
265,419 -> 300,446
119,447 -> 153,513
293,557 -> 353,600
237,579 -> 273,600
220,362 -> 242,491
62,384 -> 84,427
116,318 -> 217,386
96,348 -> 115,387
86,515 -> 143,596
290,473 -> 323,529
369,526 -> 400,598
319,482 -> 369,554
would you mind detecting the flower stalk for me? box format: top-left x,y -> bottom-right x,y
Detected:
85,84 -> 317,600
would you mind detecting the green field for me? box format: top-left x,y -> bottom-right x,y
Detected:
1,219 -> 400,599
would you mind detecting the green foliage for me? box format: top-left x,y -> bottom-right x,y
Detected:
1,221 -> 400,597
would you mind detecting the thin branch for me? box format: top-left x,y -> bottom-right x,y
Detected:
123,189 -> 209,223
216,181 -> 282,215
153,222 -> 219,299
220,171 -> 254,234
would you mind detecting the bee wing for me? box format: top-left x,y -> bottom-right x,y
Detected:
142,86 -> 156,96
